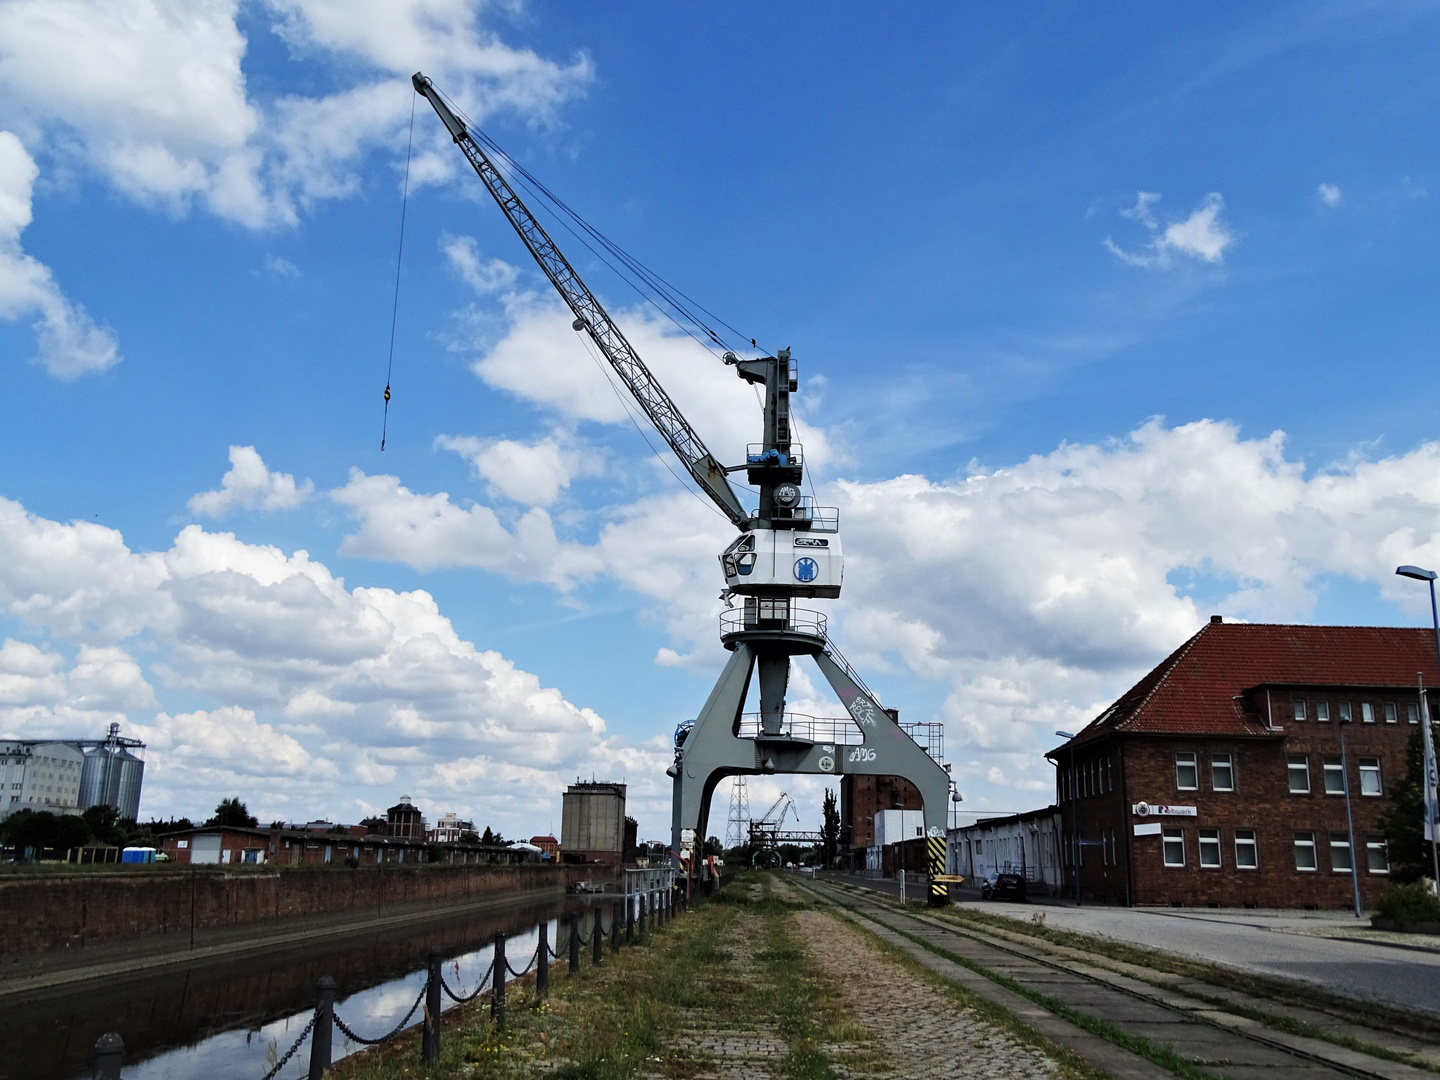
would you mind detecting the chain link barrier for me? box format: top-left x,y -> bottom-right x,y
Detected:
440,958 -> 495,1004
506,943 -> 540,979
332,985 -> 426,1046
258,1014 -> 315,1080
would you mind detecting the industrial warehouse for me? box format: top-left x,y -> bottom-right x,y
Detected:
0,723 -> 144,821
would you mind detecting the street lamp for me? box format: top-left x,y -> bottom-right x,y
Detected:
1394,566 -> 1440,894
1056,730 -> 1080,907
1337,709 -> 1363,919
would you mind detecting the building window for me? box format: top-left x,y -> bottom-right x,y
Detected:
1199,828 -> 1221,868
1359,757 -> 1382,796
1288,756 -> 1311,793
1316,701 -> 1330,722
1211,753 -> 1235,792
1384,702 -> 1397,724
1323,757 -> 1345,794
1408,702 -> 1421,724
1330,833 -> 1353,872
1234,829 -> 1259,869
1367,837 -> 1389,874
1294,832 -> 1317,871
1338,702 -> 1352,722
1293,699 -> 1306,721
1175,752 -> 1198,791
1163,827 -> 1185,867
1361,702 -> 1375,723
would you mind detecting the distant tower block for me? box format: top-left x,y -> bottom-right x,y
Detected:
725,776 -> 750,849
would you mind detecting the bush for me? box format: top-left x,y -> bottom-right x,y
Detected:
1375,880 -> 1440,924
343,855 -> 360,869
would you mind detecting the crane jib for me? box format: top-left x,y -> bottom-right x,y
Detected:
413,73 -> 752,530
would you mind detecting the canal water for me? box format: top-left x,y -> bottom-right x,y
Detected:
3,892 -> 618,1080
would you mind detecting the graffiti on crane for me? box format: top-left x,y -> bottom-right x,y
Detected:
838,684 -> 882,727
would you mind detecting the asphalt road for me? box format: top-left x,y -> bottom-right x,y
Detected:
832,873 -> 1440,1019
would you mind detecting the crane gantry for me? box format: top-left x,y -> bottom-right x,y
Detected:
413,73 -> 954,905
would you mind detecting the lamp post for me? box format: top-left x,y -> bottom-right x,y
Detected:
1338,710 -> 1363,918
1395,565 -> 1440,895
1056,730 -> 1080,906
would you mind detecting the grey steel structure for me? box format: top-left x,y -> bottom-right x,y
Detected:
414,74 -> 954,903
78,723 -> 145,821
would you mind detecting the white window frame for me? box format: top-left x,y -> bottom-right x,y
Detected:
1287,756 -> 1310,794
1175,752 -> 1199,791
1408,702 -> 1421,724
1293,832 -> 1317,871
1330,833 -> 1353,872
1361,702 -> 1375,723
1234,829 -> 1259,869
1338,702 -> 1352,722
1323,756 -> 1345,795
1367,837 -> 1389,874
1384,702 -> 1397,724
1358,757 -> 1382,796
1198,827 -> 1222,868
1211,753 -> 1235,792
1162,826 -> 1185,867
1293,699 -> 1307,721
1316,701 -> 1330,722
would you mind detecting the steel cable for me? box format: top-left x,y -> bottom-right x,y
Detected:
259,1015 -> 314,1080
332,985 -> 426,1045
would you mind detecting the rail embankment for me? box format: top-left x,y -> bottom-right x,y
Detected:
0,862 -> 610,975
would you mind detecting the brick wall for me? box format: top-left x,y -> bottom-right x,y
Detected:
0,862 -> 610,963
841,774 -> 924,848
1065,720 -> 1411,908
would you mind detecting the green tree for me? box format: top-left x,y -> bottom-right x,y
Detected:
1378,723 -> 1440,883
821,788 -> 841,869
207,797 -> 258,828
703,835 -> 723,856
82,804 -> 121,846
480,826 -> 506,845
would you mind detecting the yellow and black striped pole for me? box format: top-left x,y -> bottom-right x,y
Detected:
927,833 -> 947,906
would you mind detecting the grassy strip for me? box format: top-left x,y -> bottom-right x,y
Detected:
921,902 -> 1440,1067
817,887 -> 1225,1080
330,899 -> 731,1080
815,902 -> 1113,1080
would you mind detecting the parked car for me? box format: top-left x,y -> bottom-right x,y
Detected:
980,872 -> 1028,901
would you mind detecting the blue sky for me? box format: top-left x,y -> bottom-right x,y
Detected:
3,1 -> 1440,838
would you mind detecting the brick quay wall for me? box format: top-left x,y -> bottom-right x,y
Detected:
0,862 -> 613,964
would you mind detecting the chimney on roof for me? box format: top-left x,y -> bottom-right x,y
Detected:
1210,615 -> 1223,624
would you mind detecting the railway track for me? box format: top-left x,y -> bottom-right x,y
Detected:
800,878 -> 1440,1080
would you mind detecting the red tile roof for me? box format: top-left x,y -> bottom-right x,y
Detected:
1058,622 -> 1440,752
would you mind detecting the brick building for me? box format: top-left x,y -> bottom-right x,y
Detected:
1048,618 -> 1435,909
160,825 -> 523,866
840,774 -> 924,849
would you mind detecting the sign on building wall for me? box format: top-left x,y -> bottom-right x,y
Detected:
1131,802 -> 1197,817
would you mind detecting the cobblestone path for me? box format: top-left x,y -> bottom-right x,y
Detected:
794,905 -> 1062,1080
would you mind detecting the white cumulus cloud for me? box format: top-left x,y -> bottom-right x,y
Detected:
0,130 -> 119,378
1105,192 -> 1234,269
0,0 -> 593,229
1318,183 -> 1342,207
188,445 -> 315,518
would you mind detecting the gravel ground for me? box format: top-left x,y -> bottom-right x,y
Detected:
794,906 -> 1062,1080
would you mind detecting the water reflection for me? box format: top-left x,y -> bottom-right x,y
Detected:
1,894 -> 617,1080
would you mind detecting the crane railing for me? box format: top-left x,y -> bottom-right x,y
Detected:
736,712 -> 865,745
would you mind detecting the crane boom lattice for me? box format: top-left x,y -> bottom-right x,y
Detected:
411,75 -> 750,530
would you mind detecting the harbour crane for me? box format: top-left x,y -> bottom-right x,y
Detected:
413,73 -> 953,905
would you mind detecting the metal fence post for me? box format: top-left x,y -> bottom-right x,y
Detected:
567,912 -> 580,973
492,932 -> 507,1026
91,1033 -> 123,1080
638,893 -> 646,938
309,976 -> 334,1080
626,896 -> 634,944
536,920 -> 550,999
591,907 -> 603,966
611,901 -> 621,955
423,948 -> 442,1063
